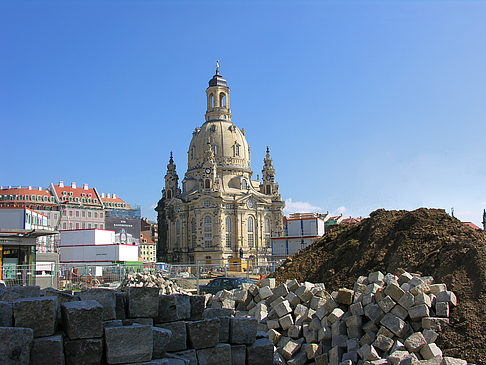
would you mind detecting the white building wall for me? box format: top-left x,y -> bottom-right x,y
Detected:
59,229 -> 138,264
0,208 -> 51,231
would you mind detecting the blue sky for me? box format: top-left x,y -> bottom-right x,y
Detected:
1,1 -> 485,226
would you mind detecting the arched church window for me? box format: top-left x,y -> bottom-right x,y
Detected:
176,219 -> 181,246
205,179 -> 211,189
225,216 -> 231,248
248,216 -> 254,248
203,200 -> 211,208
204,216 -> 212,232
266,185 -> 271,195
191,218 -> 196,247
241,179 -> 247,190
204,216 -> 212,248
219,92 -> 226,107
167,190 -> 172,199
210,93 -> 214,108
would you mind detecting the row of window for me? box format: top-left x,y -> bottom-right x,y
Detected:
176,216 -> 271,249
60,196 -> 100,204
189,142 -> 241,160
67,210 -> 103,219
62,222 -> 104,229
0,195 -> 55,203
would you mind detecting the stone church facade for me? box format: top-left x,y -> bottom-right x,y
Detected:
156,66 -> 284,265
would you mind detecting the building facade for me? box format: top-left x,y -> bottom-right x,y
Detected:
140,232 -> 156,263
0,207 -> 57,285
51,182 -> 106,231
0,183 -> 136,252
0,186 -> 60,252
156,66 -> 285,265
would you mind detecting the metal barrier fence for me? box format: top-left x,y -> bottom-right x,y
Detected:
0,259 -> 284,293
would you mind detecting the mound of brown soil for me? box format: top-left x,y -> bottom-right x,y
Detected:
271,208 -> 486,362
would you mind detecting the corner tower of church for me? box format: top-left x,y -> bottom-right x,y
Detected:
156,64 -> 284,265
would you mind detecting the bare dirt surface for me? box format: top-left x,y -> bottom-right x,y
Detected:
271,208 -> 486,363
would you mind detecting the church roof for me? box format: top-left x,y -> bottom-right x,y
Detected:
208,71 -> 228,87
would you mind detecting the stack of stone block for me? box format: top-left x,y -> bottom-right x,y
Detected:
0,285 -> 274,364
230,273 -> 467,365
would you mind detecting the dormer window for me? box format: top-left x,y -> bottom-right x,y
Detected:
233,143 -> 240,157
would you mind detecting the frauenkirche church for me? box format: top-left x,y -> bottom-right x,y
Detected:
156,64 -> 284,264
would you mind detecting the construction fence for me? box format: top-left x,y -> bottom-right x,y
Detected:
0,258 -> 285,294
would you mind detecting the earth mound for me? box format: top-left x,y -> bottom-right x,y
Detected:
271,208 -> 486,362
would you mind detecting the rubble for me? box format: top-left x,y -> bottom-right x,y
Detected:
119,272 -> 190,294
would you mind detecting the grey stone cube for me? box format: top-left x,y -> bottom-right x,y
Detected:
260,278 -> 276,289
187,318 -> 220,349
0,327 -> 33,365
61,300 -> 103,340
231,344 -> 246,365
115,291 -> 127,320
372,334 -> 393,352
380,313 -> 409,337
42,288 -> 79,322
127,287 -> 159,318
153,327 -> 172,359
0,285 -> 40,302
336,288 -> 354,305
63,338 -> 103,365
436,302 -> 450,317
30,334 -> 64,365
384,283 -> 405,302
247,338 -> 274,364
230,317 -> 257,344
408,304 -> 430,320
190,295 -> 206,320
404,332 -> 427,352
14,296 -> 57,337
105,324 -> 153,364
0,301 -> 13,326
78,288 -> 116,320
196,343 -> 231,365
174,349 -> 197,365
175,294 -> 191,320
155,321 -> 187,352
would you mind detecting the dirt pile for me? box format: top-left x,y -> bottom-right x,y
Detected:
271,208 -> 486,362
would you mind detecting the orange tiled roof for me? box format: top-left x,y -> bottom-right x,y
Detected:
140,232 -> 154,244
52,184 -> 103,206
464,222 -> 481,230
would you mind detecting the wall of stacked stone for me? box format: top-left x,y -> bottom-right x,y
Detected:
0,285 -> 274,365
226,273 -> 469,365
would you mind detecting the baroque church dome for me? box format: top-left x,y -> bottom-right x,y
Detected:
187,120 -> 250,170
187,66 -> 250,171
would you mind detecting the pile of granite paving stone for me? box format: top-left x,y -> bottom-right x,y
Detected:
214,270 -> 470,365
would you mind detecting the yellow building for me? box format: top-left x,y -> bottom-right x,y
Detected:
140,233 -> 156,263
156,65 -> 284,265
